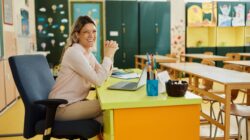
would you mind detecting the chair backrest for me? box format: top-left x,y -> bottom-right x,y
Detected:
8,55 -> 55,138
226,53 -> 241,61
223,64 -> 243,72
204,51 -> 213,55
201,60 -> 215,91
166,53 -> 177,58
223,64 -> 241,100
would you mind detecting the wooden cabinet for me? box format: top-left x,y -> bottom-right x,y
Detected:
0,60 -> 6,111
217,27 -> 244,47
245,27 -> 250,46
4,60 -> 17,105
186,2 -> 249,55
187,27 -> 216,48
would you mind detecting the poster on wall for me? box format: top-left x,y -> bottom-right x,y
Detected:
246,3 -> 250,26
3,0 -> 13,25
218,3 -> 232,26
71,2 -> 102,62
202,2 -> 217,26
20,9 -> 29,36
187,3 -> 203,26
232,3 -> 245,26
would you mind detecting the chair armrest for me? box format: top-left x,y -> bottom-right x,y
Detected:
34,99 -> 68,106
34,99 -> 68,138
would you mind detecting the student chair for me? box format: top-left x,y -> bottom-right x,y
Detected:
214,104 -> 250,140
8,55 -> 102,140
200,60 -> 239,138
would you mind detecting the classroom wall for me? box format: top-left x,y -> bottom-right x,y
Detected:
170,0 -> 186,59
0,0 -> 36,113
2,0 -> 36,57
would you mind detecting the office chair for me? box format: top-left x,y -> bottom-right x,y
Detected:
8,55 -> 102,140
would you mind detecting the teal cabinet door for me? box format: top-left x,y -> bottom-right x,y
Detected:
106,1 -> 122,68
155,2 -> 170,55
106,1 -> 138,68
122,1 -> 138,68
139,2 -> 155,54
139,2 -> 171,55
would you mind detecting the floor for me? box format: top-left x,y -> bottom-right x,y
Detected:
0,87 -> 249,140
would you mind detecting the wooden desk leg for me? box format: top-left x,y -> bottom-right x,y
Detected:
135,57 -> 138,68
189,74 -> 192,85
142,60 -> 145,69
223,85 -> 232,140
247,89 -> 250,106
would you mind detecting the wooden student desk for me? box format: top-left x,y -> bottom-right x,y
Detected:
134,55 -> 176,69
96,75 -> 201,140
238,53 -> 250,60
180,54 -> 229,62
224,60 -> 250,72
159,63 -> 250,140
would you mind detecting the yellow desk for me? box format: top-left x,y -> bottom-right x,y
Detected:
97,77 -> 201,140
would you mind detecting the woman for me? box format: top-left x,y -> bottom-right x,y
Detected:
49,15 -> 118,124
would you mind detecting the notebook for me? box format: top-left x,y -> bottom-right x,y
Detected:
107,68 -> 147,91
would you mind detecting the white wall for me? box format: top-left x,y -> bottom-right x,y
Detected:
3,0 -> 36,56
170,0 -> 185,59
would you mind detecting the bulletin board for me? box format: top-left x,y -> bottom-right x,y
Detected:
35,0 -> 69,66
70,1 -> 103,62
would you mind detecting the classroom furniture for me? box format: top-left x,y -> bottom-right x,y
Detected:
238,53 -> 250,60
180,53 -> 229,62
224,60 -> 250,72
186,2 -> 250,58
214,104 -> 250,140
139,1 -> 171,55
96,75 -> 201,140
8,55 -> 102,140
0,60 -> 5,111
106,1 -> 138,68
0,58 -> 18,113
106,1 -> 171,68
159,62 -> 250,140
135,54 -> 176,69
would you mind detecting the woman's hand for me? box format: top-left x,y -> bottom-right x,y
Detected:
104,40 -> 119,59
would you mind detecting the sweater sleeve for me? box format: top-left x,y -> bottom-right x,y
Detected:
65,48 -> 113,86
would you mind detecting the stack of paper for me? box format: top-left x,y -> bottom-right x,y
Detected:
111,73 -> 140,79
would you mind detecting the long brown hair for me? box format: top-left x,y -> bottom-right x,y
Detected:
60,16 -> 96,62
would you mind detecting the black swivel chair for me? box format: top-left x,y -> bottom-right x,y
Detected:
8,55 -> 102,140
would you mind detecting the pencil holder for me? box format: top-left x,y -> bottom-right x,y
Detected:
146,80 -> 158,96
